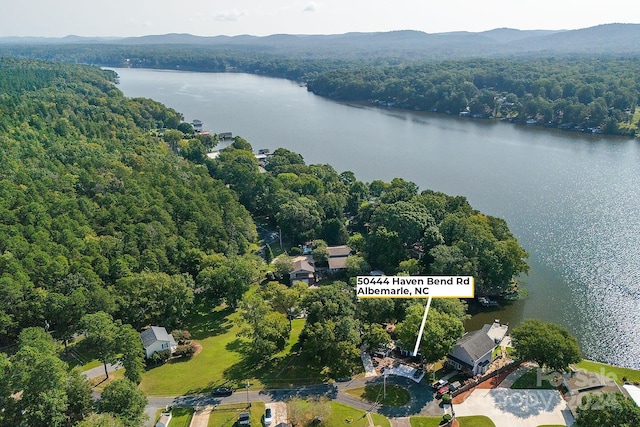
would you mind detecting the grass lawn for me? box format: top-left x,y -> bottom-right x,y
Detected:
154,407 -> 194,427
409,416 -> 442,427
457,416 -> 496,427
511,367 -> 557,390
139,300 -> 333,395
88,368 -> 125,391
206,402 -> 265,427
139,305 -> 246,395
327,402 -> 390,427
410,416 -> 496,427
345,384 -> 411,406
576,359 -> 640,385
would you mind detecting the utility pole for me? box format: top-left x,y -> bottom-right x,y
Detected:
246,380 -> 250,407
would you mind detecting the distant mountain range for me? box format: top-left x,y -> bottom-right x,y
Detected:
1,24 -> 639,58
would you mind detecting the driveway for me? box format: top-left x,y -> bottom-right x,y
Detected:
453,389 -> 575,427
266,402 -> 287,425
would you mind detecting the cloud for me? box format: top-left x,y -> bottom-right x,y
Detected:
303,2 -> 317,12
214,9 -> 248,22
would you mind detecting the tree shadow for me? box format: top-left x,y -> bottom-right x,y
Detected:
490,389 -> 563,419
222,343 -> 331,391
183,303 -> 234,340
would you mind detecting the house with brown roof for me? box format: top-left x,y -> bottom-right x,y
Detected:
289,255 -> 315,284
327,245 -> 351,273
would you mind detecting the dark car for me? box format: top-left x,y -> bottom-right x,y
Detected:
238,411 -> 251,426
212,386 -> 234,396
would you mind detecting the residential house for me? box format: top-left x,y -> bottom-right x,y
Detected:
327,245 -> 351,273
140,326 -> 178,359
446,320 -> 508,375
289,255 -> 315,284
191,119 -> 203,133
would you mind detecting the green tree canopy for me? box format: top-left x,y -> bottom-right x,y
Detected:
511,319 -> 582,372
395,303 -> 464,364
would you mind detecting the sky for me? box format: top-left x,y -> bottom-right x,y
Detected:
0,0 -> 637,38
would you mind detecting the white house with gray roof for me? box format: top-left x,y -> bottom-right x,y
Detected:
140,326 -> 177,359
446,320 -> 508,375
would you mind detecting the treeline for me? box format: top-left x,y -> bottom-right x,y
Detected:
208,143 -> 529,296
0,57 -> 258,346
3,44 -> 638,136
0,43 -> 347,81
307,57 -> 640,136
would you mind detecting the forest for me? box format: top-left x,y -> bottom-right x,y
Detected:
2,40 -> 639,136
0,58 -> 530,426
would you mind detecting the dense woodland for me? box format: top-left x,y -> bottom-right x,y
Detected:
2,35 -> 639,136
0,58 -> 526,426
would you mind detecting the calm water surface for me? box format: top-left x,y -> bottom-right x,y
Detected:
113,68 -> 640,369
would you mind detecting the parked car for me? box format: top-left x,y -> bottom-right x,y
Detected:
212,386 -> 234,396
413,368 -> 424,379
436,385 -> 450,399
431,379 -> 448,390
263,407 -> 272,426
238,412 -> 251,426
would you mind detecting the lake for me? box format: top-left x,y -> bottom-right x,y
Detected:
112,68 -> 640,369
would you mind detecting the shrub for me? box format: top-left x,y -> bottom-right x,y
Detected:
441,393 -> 452,404
171,329 -> 192,345
148,349 -> 171,366
174,344 -> 196,358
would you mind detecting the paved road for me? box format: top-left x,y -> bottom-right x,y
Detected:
144,376 -> 436,426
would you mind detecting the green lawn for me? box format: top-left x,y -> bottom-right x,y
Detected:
410,416 -> 497,427
327,402 -> 390,427
154,407 -> 194,427
576,360 -> 640,385
345,384 -> 411,406
139,305 -> 246,395
511,367 -> 557,390
409,416 -> 442,427
457,416 -> 496,427
206,402 -> 265,427
139,302 -> 331,395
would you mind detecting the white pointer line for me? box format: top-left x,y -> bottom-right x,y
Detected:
413,294 -> 433,357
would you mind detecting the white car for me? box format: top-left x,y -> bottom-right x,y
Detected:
263,407 -> 272,426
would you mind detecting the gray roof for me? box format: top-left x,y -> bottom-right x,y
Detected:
140,326 -> 177,349
448,327 -> 497,366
